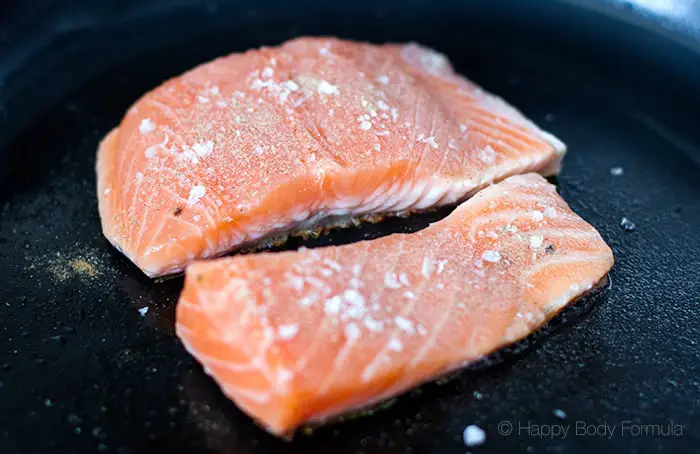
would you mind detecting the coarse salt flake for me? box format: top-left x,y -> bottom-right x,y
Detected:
344,323 -> 360,341
193,140 -> 213,158
376,75 -> 389,85
187,185 -> 206,206
504,224 -> 518,233
344,289 -> 365,306
299,295 -> 316,307
394,316 -> 414,334
531,210 -> 544,221
318,80 -> 339,95
479,145 -> 496,164
553,409 -> 567,419
384,272 -> 401,289
390,108 -> 398,122
277,368 -> 293,383
482,250 -> 501,263
388,338 -> 403,352
364,318 -> 384,332
377,100 -> 390,111
285,274 -> 304,291
138,307 -> 149,317
621,217 -> 636,231
278,324 -> 299,340
463,425 -> 486,447
417,134 -> 439,149
139,118 -> 155,134
360,121 -> 372,131
323,259 -> 342,271
346,278 -> 362,290
530,235 -> 544,248
324,296 -> 342,314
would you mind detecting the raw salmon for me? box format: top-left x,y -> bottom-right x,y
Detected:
96,37 -> 566,277
175,174 -> 613,436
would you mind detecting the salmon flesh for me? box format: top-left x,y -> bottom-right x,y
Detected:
96,37 -> 565,277
175,174 -> 613,436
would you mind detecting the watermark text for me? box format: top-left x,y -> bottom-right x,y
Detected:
496,420 -> 685,439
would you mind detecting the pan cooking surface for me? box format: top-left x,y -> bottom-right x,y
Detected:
1,1 -> 699,452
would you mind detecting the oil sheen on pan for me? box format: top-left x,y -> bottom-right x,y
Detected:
95,37 -> 566,278
176,174 -> 614,436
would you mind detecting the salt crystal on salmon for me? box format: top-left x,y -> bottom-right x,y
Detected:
96,37 -> 566,277
175,174 -> 613,436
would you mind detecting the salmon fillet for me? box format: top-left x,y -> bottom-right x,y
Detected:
175,174 -> 613,436
96,37 -> 566,277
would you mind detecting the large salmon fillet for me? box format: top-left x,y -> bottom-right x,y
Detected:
97,37 -> 566,277
175,174 -> 613,436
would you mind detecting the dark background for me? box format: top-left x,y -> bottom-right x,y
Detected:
0,0 -> 699,452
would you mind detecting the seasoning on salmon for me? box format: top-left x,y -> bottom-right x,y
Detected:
175,174 -> 613,436
96,37 -> 566,277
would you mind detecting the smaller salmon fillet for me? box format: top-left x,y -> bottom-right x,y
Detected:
176,174 -> 613,436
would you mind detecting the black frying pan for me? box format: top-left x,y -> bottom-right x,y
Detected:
1,1 -> 699,452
